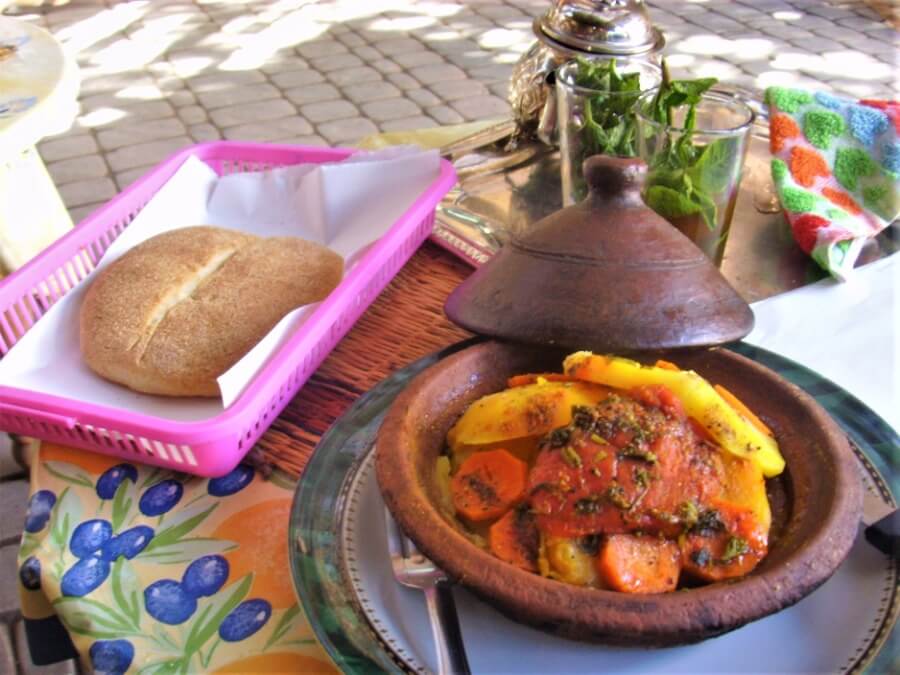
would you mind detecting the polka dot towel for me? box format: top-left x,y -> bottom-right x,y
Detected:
766,87 -> 898,281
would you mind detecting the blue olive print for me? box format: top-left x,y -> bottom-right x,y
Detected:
101,525 -> 154,561
69,519 -> 113,558
207,465 -> 254,497
181,555 -> 229,598
144,579 -> 197,625
19,556 -> 41,591
218,599 -> 272,642
95,463 -> 138,500
23,490 -> 56,533
89,639 -> 134,675
139,479 -> 183,516
61,557 -> 110,597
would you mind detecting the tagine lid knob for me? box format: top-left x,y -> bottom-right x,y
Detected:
444,155 -> 754,353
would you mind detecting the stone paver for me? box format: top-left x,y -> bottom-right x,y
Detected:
342,80 -> 403,105
58,177 -> 118,208
0,624 -> 14,675
316,117 -> 379,144
96,118 -> 187,151
0,480 -> 27,546
300,100 -> 358,124
47,155 -> 109,186
310,53 -> 364,73
222,117 -> 315,142
0,544 -> 19,622
361,98 -> 422,122
327,65 -> 382,87
177,105 -> 208,125
209,100 -> 296,127
408,63 -> 468,85
0,0 -> 897,670
269,69 -> 325,89
195,82 -> 281,109
36,135 -> 99,163
284,83 -> 341,106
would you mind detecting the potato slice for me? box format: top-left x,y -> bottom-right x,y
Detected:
562,352 -> 785,477
719,453 -> 771,531
544,536 -> 597,587
447,381 -> 609,452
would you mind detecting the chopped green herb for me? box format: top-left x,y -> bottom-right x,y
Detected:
634,467 -> 650,489
561,446 -> 582,468
618,444 -> 658,464
678,500 -> 699,528
721,536 -> 750,562
593,449 -> 608,462
605,484 -> 631,510
590,433 -> 606,445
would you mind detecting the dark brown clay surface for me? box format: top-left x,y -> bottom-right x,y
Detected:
375,341 -> 862,647
444,156 -> 755,353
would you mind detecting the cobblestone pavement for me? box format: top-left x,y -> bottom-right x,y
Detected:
0,0 -> 897,671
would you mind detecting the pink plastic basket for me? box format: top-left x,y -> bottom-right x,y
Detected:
0,142 -> 456,477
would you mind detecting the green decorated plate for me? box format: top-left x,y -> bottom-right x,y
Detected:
288,340 -> 898,674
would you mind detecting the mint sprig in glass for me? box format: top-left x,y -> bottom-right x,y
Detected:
556,56 -> 662,205
636,65 -> 755,265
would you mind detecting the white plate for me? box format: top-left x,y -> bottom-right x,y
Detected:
342,446 -> 896,674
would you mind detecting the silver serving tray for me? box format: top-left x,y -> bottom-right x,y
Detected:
432,119 -> 899,304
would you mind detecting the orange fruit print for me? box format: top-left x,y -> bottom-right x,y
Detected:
211,498 -> 296,608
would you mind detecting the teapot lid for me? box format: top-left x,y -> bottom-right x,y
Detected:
444,156 -> 754,353
536,0 -> 665,56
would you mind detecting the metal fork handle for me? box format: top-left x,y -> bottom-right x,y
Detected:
423,582 -> 472,675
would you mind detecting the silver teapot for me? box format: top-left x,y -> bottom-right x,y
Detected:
509,0 -> 665,145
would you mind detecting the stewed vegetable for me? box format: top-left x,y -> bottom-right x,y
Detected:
441,352 -> 785,594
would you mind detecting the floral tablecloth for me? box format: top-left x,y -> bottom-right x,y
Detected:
17,442 -> 336,674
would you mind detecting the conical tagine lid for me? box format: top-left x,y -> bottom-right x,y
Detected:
444,156 -> 754,352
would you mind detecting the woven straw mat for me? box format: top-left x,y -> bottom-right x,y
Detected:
254,241 -> 473,477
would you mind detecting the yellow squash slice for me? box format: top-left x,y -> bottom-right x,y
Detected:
447,380 -> 609,453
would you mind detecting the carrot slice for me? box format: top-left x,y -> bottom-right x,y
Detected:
597,534 -> 681,594
654,359 -> 681,371
506,373 -> 578,388
450,449 -> 528,521
488,507 -> 539,572
680,499 -> 767,583
714,384 -> 773,437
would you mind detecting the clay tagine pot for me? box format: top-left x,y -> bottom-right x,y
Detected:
376,154 -> 862,646
445,155 -> 754,353
375,341 -> 862,646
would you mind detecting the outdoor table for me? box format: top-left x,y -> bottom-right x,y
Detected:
0,16 -> 78,276
8,46 -> 899,675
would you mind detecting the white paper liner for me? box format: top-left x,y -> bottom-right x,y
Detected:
0,147 -> 440,420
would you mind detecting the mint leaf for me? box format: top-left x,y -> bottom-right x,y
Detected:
571,57 -> 644,160
645,185 -> 702,219
688,139 -> 737,195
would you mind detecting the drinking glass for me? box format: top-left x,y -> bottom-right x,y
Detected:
556,57 -> 662,206
635,90 -> 755,266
